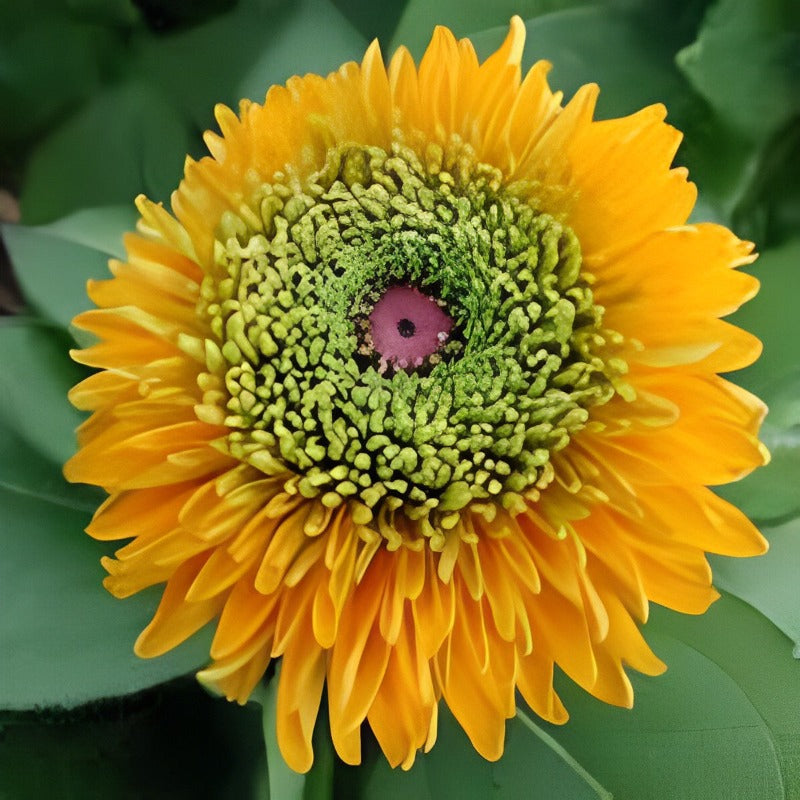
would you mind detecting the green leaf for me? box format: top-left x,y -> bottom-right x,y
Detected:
0,415 -> 101,515
0,419 -> 212,711
3,218 -> 114,329
685,131 -> 761,235
346,749 -> 432,800
712,518 -> 800,656
502,710 -> 612,799
0,5 -> 128,152
131,0 -> 235,32
676,0 -> 800,145
760,126 -> 800,246
13,0 -> 365,224
44,205 -> 138,260
64,0 -> 140,27
236,0 -> 367,106
674,0 -> 800,240
19,81 -> 194,224
330,0 -> 410,43
681,106 -> 800,244
541,596 -> 799,799
357,704 -> 610,799
652,597 -> 800,797
259,665 -> 307,800
0,320 -> 87,465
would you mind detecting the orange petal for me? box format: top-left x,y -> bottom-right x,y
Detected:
135,553 -> 225,657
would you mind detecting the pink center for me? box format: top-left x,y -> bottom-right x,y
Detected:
368,286 -> 453,371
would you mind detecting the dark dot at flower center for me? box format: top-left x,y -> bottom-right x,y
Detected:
397,318 -> 416,338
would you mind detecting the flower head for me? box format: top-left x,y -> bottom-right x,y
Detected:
65,17 -> 768,772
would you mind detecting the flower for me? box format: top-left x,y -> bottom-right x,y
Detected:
64,17 -> 768,772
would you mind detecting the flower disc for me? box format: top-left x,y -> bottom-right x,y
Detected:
203,143 -> 621,544
65,16 -> 768,773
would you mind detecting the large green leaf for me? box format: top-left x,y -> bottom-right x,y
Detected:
44,205 -> 137,261
0,4 -> 132,152
0,419 -> 212,711
760,126 -> 800,246
0,414 -> 101,517
235,0 -> 367,106
652,598 -> 800,797
675,0 -> 800,239
676,0 -> 800,245
0,320 -> 87,465
15,0 -> 366,227
19,81 -> 193,224
331,0 -> 410,43
680,108 -> 762,230
355,704 -> 610,799
712,518 -> 800,656
63,0 -> 140,27
132,0 -> 236,32
3,215 -> 120,329
541,597 -> 799,799
676,0 -> 800,145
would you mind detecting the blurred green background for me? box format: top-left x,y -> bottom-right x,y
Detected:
1,0 -> 799,797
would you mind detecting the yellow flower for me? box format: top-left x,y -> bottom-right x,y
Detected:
65,17 -> 767,772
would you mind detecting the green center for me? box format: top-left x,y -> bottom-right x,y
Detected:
197,143 -> 623,543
